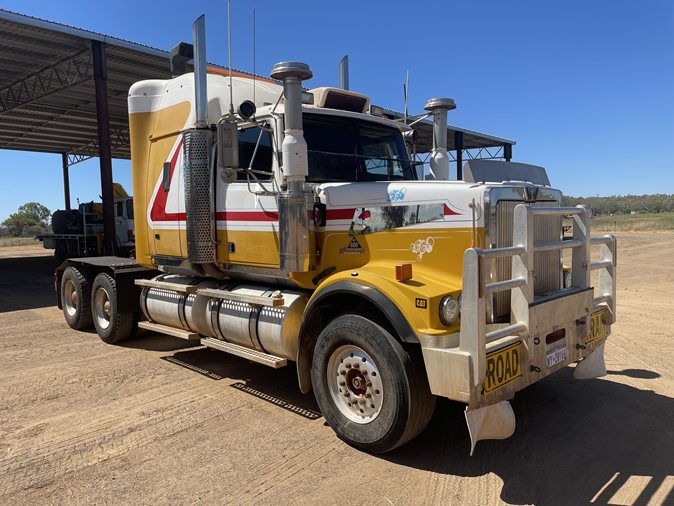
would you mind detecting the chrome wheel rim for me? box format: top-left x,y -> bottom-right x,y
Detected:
94,286 -> 111,330
64,279 -> 78,317
327,344 -> 384,424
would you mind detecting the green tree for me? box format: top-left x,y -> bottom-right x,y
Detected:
2,202 -> 51,237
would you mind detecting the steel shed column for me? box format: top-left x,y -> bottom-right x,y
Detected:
61,153 -> 71,210
91,40 -> 115,255
504,143 -> 512,162
454,130 -> 464,180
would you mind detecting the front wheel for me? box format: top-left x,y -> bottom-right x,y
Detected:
91,273 -> 136,344
311,314 -> 436,453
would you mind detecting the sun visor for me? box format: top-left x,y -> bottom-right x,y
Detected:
463,160 -> 550,186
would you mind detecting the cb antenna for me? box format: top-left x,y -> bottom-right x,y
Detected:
253,7 -> 255,103
227,0 -> 234,115
403,70 -> 409,124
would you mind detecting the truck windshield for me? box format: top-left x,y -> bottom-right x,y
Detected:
303,113 -> 416,182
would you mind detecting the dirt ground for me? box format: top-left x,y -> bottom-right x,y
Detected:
0,233 -> 672,506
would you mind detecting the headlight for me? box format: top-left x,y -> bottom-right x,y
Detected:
439,295 -> 460,325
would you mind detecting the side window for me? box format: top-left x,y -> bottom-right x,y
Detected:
238,126 -> 273,181
126,199 -> 134,219
115,202 -> 123,217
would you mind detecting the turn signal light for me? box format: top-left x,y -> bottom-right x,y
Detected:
395,263 -> 412,281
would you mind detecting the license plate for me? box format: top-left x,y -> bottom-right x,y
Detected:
546,344 -> 567,368
484,343 -> 522,394
587,309 -> 610,344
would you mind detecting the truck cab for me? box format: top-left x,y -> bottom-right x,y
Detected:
113,196 -> 134,252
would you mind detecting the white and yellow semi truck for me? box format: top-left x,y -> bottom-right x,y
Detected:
55,17 -> 616,454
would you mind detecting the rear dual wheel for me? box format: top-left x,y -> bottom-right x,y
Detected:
311,315 -> 436,453
61,266 -> 93,330
60,267 -> 135,343
91,273 -> 136,344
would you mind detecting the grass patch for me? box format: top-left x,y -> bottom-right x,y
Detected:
0,237 -> 41,247
591,212 -> 674,232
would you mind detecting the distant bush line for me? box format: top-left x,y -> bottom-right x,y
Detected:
562,194 -> 674,216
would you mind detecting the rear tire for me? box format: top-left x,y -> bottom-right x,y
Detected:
311,314 -> 436,453
91,273 -> 135,344
61,266 -> 93,330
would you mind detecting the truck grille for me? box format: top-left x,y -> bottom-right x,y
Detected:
493,200 -> 561,319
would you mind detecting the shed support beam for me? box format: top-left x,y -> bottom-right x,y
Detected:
61,152 -> 71,210
504,143 -> 512,162
0,48 -> 92,115
454,130 -> 464,180
92,40 -> 115,255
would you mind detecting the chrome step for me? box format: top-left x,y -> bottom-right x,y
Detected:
135,279 -> 197,294
195,288 -> 284,307
138,321 -> 200,340
201,337 -> 287,368
484,323 -> 523,353
485,334 -> 521,354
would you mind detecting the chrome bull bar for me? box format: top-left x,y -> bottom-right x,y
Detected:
460,204 -> 616,389
459,204 -> 617,453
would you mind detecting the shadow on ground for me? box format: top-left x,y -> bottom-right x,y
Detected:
158,345 -> 322,417
0,255 -> 58,313
385,368 -> 673,506
607,368 -> 661,379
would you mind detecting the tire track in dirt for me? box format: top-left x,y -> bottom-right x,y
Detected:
0,382 -> 245,495
236,435 -> 344,504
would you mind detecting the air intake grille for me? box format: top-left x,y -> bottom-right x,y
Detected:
493,200 -> 561,319
182,129 -> 215,264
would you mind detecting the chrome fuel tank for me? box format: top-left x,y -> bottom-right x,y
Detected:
140,276 -> 307,360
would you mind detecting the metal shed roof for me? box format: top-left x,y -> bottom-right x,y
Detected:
0,9 -> 173,162
0,8 -> 514,164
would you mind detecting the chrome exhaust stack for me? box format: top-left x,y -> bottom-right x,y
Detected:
182,15 -> 216,266
192,15 -> 208,128
424,98 -> 456,180
271,62 -> 314,274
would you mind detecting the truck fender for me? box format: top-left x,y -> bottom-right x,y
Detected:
295,280 -> 417,394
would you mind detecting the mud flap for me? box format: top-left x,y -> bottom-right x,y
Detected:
573,342 -> 607,380
464,400 -> 516,456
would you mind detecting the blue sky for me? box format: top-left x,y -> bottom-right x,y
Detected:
1,0 -> 673,221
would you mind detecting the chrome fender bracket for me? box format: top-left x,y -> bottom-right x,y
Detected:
465,400 -> 516,456
573,341 -> 607,380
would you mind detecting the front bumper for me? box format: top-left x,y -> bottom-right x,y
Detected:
420,289 -> 610,408
419,205 -> 616,410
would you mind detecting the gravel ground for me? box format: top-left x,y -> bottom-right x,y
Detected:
0,234 -> 672,505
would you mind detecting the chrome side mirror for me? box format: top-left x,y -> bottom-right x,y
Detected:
217,120 -> 239,170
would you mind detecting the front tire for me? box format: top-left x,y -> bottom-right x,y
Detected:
311,314 -> 435,453
61,266 -> 93,329
91,273 -> 135,344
